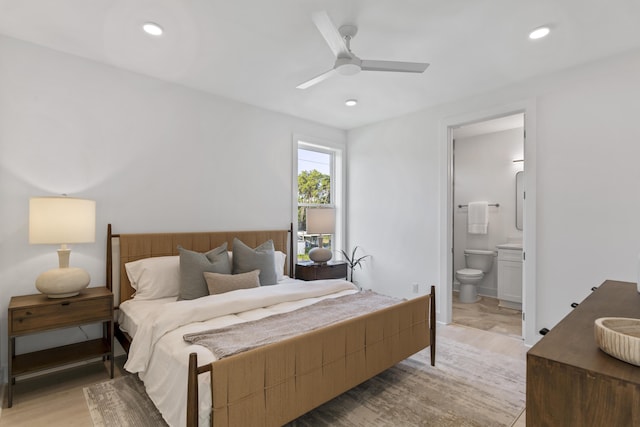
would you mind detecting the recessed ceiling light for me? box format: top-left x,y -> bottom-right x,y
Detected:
529,26 -> 550,40
345,99 -> 358,107
143,22 -> 163,36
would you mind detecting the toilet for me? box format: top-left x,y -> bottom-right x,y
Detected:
456,249 -> 495,303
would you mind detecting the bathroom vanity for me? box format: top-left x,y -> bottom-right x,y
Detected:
496,243 -> 522,310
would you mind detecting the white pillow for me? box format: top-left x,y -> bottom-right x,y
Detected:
228,250 -> 287,281
274,251 -> 287,281
125,256 -> 180,300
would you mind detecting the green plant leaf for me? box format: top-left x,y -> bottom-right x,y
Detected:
340,246 -> 369,269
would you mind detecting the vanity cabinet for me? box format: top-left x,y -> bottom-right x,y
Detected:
497,246 -> 522,310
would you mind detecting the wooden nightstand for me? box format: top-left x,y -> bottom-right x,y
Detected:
296,261 -> 348,281
7,286 -> 114,407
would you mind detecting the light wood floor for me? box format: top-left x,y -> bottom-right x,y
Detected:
1,324 -> 527,426
0,357 -> 129,427
442,324 -> 527,427
452,291 -> 523,339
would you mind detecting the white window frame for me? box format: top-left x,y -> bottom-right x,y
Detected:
292,135 -> 345,261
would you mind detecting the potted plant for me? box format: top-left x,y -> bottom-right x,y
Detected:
340,246 -> 370,286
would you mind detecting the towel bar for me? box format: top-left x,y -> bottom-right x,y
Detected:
458,203 -> 500,208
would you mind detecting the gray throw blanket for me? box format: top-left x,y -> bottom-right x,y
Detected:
183,290 -> 402,359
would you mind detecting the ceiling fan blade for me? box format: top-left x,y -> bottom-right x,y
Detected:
312,11 -> 349,57
296,68 -> 338,89
361,60 -> 429,73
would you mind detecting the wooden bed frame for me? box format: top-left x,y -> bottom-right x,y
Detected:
106,224 -> 436,427
106,224 -> 294,351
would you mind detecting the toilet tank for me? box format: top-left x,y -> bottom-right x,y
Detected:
464,249 -> 495,272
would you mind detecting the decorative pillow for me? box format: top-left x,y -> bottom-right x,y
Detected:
204,270 -> 260,295
229,250 -> 286,281
125,256 -> 180,300
232,238 -> 277,286
178,243 -> 231,300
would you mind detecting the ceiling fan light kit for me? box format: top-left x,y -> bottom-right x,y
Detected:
297,11 -> 429,89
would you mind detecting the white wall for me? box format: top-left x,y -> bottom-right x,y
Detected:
453,128 -> 524,297
0,35 -> 345,379
346,111 -> 441,295
348,47 -> 640,342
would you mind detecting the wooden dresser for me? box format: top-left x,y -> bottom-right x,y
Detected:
527,280 -> 640,426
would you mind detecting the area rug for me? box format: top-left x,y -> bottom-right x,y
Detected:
83,374 -> 168,427
84,335 -> 525,427
289,335 -> 525,426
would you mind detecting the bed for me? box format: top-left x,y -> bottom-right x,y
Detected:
106,224 -> 436,427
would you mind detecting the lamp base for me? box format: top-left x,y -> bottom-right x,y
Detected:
35,267 -> 90,298
309,247 -> 333,264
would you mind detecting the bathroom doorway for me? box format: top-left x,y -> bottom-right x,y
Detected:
451,113 -> 525,339
440,100 -> 537,346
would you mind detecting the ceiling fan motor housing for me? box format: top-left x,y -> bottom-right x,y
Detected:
335,56 -> 361,75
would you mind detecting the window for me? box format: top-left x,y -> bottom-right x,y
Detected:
295,141 -> 343,261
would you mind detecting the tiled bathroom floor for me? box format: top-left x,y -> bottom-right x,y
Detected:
452,292 -> 522,339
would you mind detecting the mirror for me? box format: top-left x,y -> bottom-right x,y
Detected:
516,171 -> 524,230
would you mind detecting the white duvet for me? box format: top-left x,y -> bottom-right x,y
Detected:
122,279 -> 358,427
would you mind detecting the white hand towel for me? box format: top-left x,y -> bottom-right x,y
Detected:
468,201 -> 489,234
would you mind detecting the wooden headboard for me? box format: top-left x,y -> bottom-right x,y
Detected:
106,224 -> 293,306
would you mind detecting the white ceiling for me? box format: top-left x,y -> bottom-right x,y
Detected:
1,0 -> 640,130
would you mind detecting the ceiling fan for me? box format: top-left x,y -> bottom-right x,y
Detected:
297,11 -> 429,89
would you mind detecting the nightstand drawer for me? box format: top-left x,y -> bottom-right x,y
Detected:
11,297 -> 111,334
296,262 -> 347,281
314,263 -> 347,279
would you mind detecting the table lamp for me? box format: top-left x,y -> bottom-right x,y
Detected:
306,207 -> 335,264
29,196 -> 96,298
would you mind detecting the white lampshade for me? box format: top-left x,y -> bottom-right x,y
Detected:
29,196 -> 96,298
29,197 -> 96,244
306,207 -> 336,235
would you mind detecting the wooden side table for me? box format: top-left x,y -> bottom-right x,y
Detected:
295,261 -> 348,281
7,286 -> 114,407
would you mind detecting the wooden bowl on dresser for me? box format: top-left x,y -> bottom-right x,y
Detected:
594,317 -> 640,366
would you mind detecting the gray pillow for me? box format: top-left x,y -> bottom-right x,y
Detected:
232,238 -> 277,286
178,243 -> 231,300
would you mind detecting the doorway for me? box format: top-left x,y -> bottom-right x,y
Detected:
451,114 -> 524,338
439,99 -> 538,346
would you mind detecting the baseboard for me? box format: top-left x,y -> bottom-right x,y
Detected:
452,283 -> 497,299
477,286 -> 497,298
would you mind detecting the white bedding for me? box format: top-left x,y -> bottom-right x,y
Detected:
120,279 -> 358,427
118,296 -> 176,338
